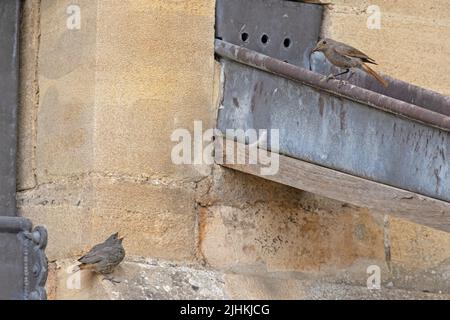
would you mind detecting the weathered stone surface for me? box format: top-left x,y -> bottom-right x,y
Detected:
200,203 -> 385,273
19,205 -> 93,259
36,0 -> 97,181
51,258 -> 226,300
91,178 -> 199,260
226,274 -> 450,300
93,0 -> 216,180
388,217 -> 450,293
20,0 -> 216,262
200,167 -> 386,274
390,217 -> 450,271
17,174 -> 200,261
17,0 -> 40,190
49,258 -> 450,300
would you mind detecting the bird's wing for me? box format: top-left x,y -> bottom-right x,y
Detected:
333,44 -> 377,65
78,251 -> 103,264
78,238 -> 110,263
78,245 -> 121,264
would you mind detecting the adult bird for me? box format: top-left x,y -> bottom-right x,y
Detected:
312,38 -> 388,87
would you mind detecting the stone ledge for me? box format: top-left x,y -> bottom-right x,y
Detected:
49,258 -> 450,300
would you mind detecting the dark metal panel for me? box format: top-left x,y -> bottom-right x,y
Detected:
216,0 -> 323,68
216,48 -> 450,203
0,0 -> 48,300
0,217 -> 48,300
0,0 -> 20,217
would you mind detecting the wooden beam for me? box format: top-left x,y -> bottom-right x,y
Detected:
217,138 -> 450,233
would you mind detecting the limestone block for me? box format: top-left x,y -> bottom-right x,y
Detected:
200,203 -> 385,273
93,0 -> 216,180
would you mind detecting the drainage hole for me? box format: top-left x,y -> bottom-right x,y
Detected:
241,32 -> 249,43
283,38 -> 292,48
261,34 -> 269,45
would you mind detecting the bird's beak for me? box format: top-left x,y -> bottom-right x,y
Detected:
119,235 -> 125,241
311,45 -> 319,54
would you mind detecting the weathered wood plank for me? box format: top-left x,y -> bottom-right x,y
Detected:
217,138 -> 450,233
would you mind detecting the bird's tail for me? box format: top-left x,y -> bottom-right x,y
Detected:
361,64 -> 388,87
72,264 -> 91,273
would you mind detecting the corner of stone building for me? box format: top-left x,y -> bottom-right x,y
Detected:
17,0 -> 41,192
17,0 -> 218,264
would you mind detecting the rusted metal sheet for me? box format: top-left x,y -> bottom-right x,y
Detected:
216,0 -> 323,68
216,40 -> 450,203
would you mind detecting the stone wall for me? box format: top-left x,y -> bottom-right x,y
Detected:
18,0 -> 216,261
16,0 -> 450,298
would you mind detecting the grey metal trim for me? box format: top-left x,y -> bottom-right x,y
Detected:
215,40 -> 450,132
0,217 -> 48,300
216,0 -> 323,68
0,0 -> 21,217
310,54 -> 450,117
0,0 -> 48,300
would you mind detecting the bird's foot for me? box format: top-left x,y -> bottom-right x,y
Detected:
72,265 -> 81,273
102,275 -> 121,285
320,75 -> 334,83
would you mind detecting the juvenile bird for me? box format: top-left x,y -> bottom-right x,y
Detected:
312,38 -> 388,87
77,232 -> 126,283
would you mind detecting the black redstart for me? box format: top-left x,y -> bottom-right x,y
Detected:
77,232 -> 126,283
312,38 -> 388,87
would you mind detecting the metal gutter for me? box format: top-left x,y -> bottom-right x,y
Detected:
215,39 -> 450,132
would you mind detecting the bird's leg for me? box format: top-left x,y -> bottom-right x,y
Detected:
102,275 -> 121,285
325,69 -> 350,86
332,69 -> 350,78
348,70 -> 355,80
323,69 -> 350,82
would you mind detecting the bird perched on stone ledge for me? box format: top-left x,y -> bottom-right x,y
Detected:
77,232 -> 126,283
312,38 -> 388,87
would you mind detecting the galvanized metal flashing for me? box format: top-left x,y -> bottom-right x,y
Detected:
310,54 -> 450,118
215,39 -> 450,203
216,0 -> 323,68
216,40 -> 450,132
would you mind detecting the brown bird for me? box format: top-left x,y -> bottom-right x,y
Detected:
312,38 -> 388,87
77,232 -> 126,283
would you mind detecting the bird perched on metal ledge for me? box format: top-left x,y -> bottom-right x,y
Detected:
312,38 -> 388,87
77,232 -> 126,283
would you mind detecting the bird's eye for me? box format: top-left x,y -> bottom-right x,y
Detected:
323,41 -> 327,45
